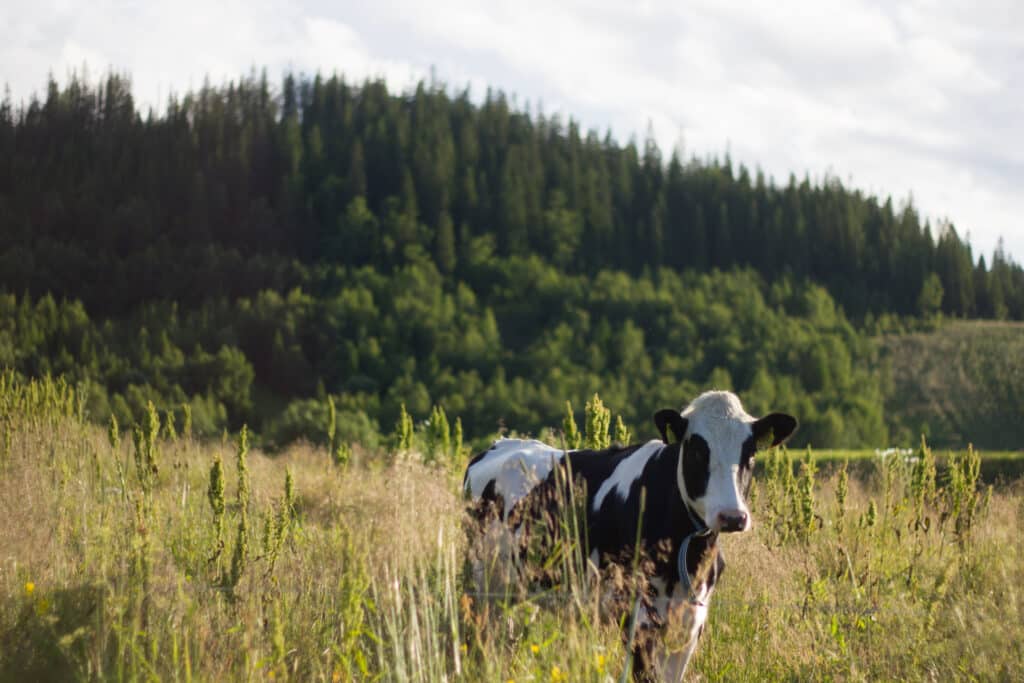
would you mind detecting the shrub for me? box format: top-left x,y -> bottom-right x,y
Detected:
263,398 -> 379,451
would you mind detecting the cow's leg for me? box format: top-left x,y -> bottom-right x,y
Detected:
631,632 -> 696,683
626,599 -> 661,682
655,599 -> 708,681
630,629 -> 659,682
655,639 -> 699,683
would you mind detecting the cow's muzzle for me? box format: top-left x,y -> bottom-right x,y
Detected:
716,510 -> 749,533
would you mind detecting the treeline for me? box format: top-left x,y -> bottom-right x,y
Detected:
1,73 -> 1022,320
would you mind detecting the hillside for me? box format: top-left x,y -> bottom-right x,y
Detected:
1,72 -> 1023,448
881,320 -> 1024,449
0,266 -> 889,448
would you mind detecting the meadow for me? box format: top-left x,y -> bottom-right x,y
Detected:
1,375 -> 1021,681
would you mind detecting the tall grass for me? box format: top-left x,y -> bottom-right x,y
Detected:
0,373 -> 1021,681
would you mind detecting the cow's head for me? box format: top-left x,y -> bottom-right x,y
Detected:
654,391 -> 797,533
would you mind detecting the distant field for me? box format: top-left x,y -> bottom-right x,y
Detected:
789,447 -> 1024,484
808,447 -> 1024,463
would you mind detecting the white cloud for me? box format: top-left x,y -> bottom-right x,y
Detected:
1,0 -> 1020,262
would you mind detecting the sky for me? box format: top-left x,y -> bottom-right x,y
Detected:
3,0 -> 1022,263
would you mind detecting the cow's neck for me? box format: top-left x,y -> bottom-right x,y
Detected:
641,443 -> 721,584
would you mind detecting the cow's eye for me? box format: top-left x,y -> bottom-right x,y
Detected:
686,439 -> 710,469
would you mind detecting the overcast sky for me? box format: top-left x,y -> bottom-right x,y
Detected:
3,0 -> 1022,262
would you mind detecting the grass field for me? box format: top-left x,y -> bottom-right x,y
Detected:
1,375 -> 1022,681
805,447 -> 1024,485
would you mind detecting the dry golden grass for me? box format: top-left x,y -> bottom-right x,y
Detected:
1,376 -> 1021,681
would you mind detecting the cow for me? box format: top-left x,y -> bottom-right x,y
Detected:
463,391 -> 797,681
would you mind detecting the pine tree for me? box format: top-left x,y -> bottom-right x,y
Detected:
346,139 -> 367,201
918,273 -> 944,317
435,210 -> 456,274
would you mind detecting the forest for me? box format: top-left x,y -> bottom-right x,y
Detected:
1,72 -> 1022,448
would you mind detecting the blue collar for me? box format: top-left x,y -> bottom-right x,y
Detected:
677,500 -> 718,605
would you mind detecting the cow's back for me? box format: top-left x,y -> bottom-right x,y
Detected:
464,438 -> 566,519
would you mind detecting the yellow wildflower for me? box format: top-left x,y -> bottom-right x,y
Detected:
24,581 -> 35,597
595,653 -> 606,673
530,644 -> 540,655
550,664 -> 567,682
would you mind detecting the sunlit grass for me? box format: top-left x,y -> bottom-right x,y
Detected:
0,374 -> 1021,681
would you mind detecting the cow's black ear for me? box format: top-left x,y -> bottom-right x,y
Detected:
654,409 -> 688,444
752,413 -> 798,449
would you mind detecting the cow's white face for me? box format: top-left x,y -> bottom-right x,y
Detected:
655,391 -> 797,533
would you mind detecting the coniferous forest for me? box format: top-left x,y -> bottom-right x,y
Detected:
2,72 -> 1023,448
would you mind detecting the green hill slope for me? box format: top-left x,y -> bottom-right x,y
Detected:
2,73 -> 1022,448
881,321 -> 1024,448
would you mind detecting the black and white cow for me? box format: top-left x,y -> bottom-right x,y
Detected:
463,391 -> 797,681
